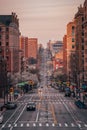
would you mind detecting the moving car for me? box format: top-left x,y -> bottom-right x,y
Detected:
5,102 -> 17,109
0,113 -> 3,123
26,102 -> 36,111
75,100 -> 87,109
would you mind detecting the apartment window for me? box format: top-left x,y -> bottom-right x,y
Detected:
72,26 -> 75,36
6,35 -> 9,39
0,48 -> 2,53
82,17 -> 84,22
6,42 -> 9,46
85,58 -> 87,62
0,27 -> 2,32
72,45 -> 75,49
82,32 -> 84,36
85,49 -> 87,54
85,41 -> 87,45
0,42 -> 1,46
6,27 -> 9,32
6,56 -> 9,60
6,48 -> 9,52
82,38 -> 84,43
0,35 -> 1,39
72,38 -> 75,42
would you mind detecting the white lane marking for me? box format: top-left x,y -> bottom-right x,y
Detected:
2,125 -> 5,128
65,123 -> 68,127
84,124 -> 87,127
14,124 -> 17,127
1,105 -> 21,129
46,123 -> 49,127
21,124 -> 23,127
27,123 -> 29,127
33,123 -> 36,127
39,123 -> 42,126
78,124 -> 81,128
58,123 -> 62,127
71,123 -> 75,127
13,105 -> 26,124
8,124 -> 11,127
52,123 -> 55,127
36,111 -> 39,122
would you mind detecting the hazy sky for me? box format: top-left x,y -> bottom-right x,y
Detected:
0,0 -> 85,46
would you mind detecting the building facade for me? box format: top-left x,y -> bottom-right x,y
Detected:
66,21 -> 76,76
84,0 -> 87,82
74,5 -> 84,84
0,12 -> 20,74
28,38 -> 38,59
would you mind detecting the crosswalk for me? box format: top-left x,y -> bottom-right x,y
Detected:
1,122 -> 87,128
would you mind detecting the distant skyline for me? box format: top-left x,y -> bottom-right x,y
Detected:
0,0 -> 85,47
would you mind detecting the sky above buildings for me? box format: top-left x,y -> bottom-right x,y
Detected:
0,0 -> 85,47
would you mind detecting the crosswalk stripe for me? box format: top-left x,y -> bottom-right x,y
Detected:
71,123 -> 75,127
39,123 -> 42,126
46,123 -> 49,127
4,122 -> 87,128
8,124 -> 11,127
52,123 -> 55,127
21,124 -> 23,127
78,124 -> 81,128
33,123 -> 36,127
14,124 -> 17,127
58,123 -> 62,127
84,124 -> 87,127
65,123 -> 68,127
26,123 -> 29,127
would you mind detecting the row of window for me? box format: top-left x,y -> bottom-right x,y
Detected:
0,35 -> 9,39
0,27 -> 9,32
0,42 -> 9,46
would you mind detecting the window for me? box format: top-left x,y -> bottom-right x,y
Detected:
6,42 -> 9,46
85,49 -> 87,54
85,58 -> 87,62
72,45 -> 75,49
72,38 -> 75,42
6,27 -> 9,32
0,42 -> 1,46
0,35 -> 1,39
82,17 -> 84,22
72,26 -> 75,36
6,35 -> 9,39
0,27 -> 2,32
6,56 -> 9,60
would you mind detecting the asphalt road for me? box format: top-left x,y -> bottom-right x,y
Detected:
0,86 -> 87,130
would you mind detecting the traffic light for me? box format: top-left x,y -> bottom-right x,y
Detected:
10,87 -> 14,93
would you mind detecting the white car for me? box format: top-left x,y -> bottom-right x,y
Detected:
0,113 -> 3,123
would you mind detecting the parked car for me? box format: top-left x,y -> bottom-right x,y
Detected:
5,102 -> 17,109
0,113 -> 3,123
75,100 -> 87,109
26,102 -> 36,111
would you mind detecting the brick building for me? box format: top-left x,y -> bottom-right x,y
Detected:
0,12 -> 20,74
28,38 -> 38,59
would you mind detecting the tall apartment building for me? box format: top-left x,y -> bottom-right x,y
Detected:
28,38 -> 38,59
0,12 -> 20,97
63,35 -> 67,74
66,21 -> 76,75
74,5 -> 84,82
20,36 -> 28,58
0,12 -> 20,74
83,0 -> 87,82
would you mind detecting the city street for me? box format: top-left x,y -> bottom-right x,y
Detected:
0,86 -> 87,130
